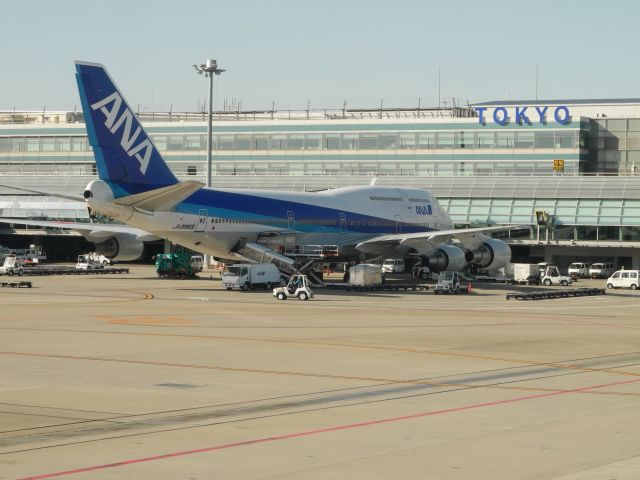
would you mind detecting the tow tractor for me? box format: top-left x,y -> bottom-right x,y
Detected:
433,271 -> 469,294
273,274 -> 314,301
541,265 -> 572,286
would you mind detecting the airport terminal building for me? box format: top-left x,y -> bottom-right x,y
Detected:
1,98 -> 640,268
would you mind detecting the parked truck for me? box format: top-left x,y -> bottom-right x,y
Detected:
155,250 -> 203,278
348,264 -> 383,288
221,263 -> 282,291
0,255 -> 24,276
512,263 -> 541,285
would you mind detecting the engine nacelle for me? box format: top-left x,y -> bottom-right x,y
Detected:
465,238 -> 511,271
426,244 -> 466,272
93,233 -> 144,262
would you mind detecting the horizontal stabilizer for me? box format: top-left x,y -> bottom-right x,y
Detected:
0,184 -> 84,202
113,181 -> 203,211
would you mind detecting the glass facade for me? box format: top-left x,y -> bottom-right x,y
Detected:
441,197 -> 640,227
0,130 -> 580,153
2,113 -> 640,234
0,119 -> 586,177
589,118 -> 640,174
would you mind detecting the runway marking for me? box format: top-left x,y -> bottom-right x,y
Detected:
16,376 -> 640,480
98,315 -> 195,326
1,349 -> 640,391
569,319 -> 640,332
2,323 -> 640,379
0,289 -> 154,306
0,351 -> 401,383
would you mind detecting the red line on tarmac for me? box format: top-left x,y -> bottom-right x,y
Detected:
17,376 -> 640,480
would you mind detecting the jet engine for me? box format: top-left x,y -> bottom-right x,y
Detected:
426,244 -> 466,272
465,238 -> 511,271
93,233 -> 144,262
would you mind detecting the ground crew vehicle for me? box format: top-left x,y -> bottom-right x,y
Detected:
273,275 -> 313,300
541,265 -> 572,286
13,244 -> 47,264
155,250 -> 202,278
606,270 -> 639,290
433,271 -> 467,294
411,264 -> 432,280
76,254 -> 105,270
382,259 -> 404,273
0,255 -> 24,276
87,252 -> 111,266
512,263 -> 541,285
222,263 -> 281,290
589,262 -> 615,279
568,262 -> 590,279
348,264 -> 383,287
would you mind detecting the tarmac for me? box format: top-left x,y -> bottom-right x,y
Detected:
1,266 -> 640,479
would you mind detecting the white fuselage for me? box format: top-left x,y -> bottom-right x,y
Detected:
88,184 -> 453,261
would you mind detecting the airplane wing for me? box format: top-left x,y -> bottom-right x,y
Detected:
356,225 -> 526,254
0,184 -> 84,202
0,218 -> 158,241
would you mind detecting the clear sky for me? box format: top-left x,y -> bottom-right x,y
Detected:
3,0 -> 639,111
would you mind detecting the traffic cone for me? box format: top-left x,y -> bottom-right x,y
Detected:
467,282 -> 472,293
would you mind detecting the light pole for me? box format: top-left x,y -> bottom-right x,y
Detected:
194,59 -> 225,269
193,59 -> 225,187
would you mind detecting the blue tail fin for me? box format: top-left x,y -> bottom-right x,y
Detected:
75,61 -> 177,196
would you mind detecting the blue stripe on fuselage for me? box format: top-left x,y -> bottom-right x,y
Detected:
175,188 -> 433,235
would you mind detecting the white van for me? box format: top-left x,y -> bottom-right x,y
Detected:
589,262 -> 615,279
606,270 -> 639,290
568,262 -> 590,279
382,259 -> 404,273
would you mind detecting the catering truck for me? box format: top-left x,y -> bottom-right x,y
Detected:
348,264 -> 383,288
512,263 -> 541,285
221,263 -> 282,291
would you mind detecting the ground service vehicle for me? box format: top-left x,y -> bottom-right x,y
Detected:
590,262 -> 615,279
434,271 -> 467,294
568,262 -> 590,279
155,250 -> 202,278
13,244 -> 47,264
87,252 -> 111,266
348,264 -> 383,287
222,263 -> 281,290
512,263 -> 541,285
541,266 -> 572,286
606,270 -> 640,290
273,275 -> 314,300
411,264 -> 432,280
0,255 -> 24,276
76,254 -> 105,270
382,259 -> 404,273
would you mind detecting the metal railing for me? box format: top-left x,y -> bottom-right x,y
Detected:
0,105 -> 472,126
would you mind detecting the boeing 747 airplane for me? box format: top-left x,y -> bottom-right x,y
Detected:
1,62 -> 519,274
